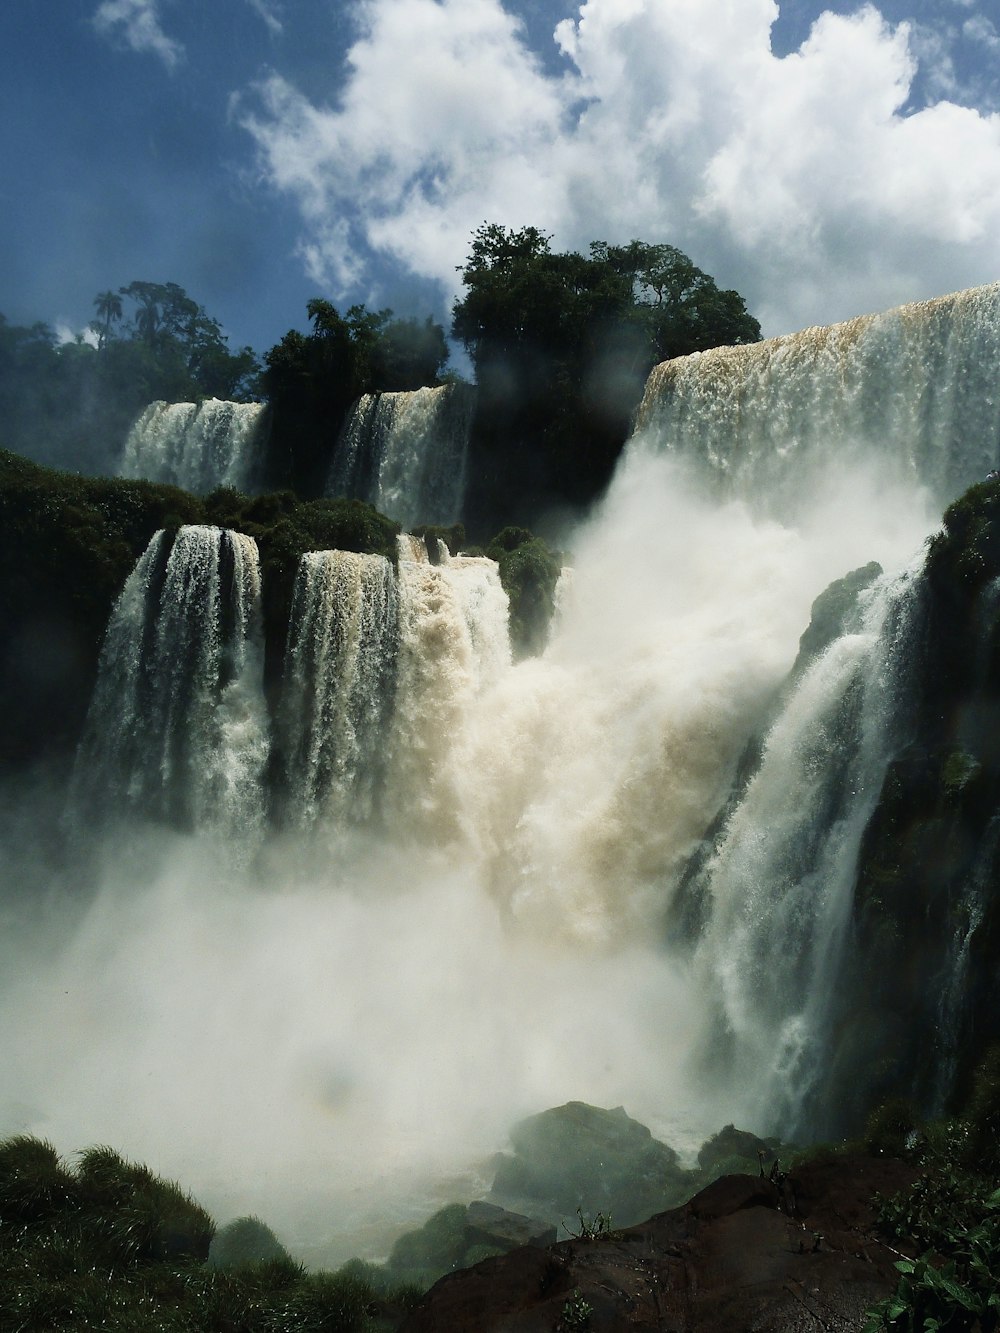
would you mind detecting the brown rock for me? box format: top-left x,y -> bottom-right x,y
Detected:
400,1152 -> 917,1332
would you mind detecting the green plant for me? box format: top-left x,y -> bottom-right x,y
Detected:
558,1287 -> 594,1329
567,1207 -> 619,1241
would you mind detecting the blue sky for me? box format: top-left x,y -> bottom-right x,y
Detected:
1,0 -> 998,362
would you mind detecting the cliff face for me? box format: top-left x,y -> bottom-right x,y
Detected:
832,480 -> 1000,1121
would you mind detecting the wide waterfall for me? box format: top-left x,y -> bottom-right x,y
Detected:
119,399 -> 268,493
635,283 -> 1000,510
70,524 -> 268,840
328,383 -> 474,527
5,285 -> 998,1266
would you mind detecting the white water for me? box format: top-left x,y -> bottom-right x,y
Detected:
636,283 -> 1000,511
281,550 -> 399,833
69,525 -> 269,842
119,399 -> 268,493
328,385 -> 473,527
4,286 -> 996,1263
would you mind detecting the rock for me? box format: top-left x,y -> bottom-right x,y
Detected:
696,1123 -> 775,1171
401,1151 -> 918,1332
465,1201 -> 556,1251
490,1101 -> 691,1227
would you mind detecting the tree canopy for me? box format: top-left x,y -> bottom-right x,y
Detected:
451,224 -> 761,531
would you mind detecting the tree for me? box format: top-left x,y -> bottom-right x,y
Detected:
260,300 -> 451,494
92,291 -> 123,351
451,224 -> 762,530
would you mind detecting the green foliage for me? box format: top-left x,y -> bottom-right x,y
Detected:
487,527 -> 562,658
864,1098 -> 919,1159
207,1215 -> 294,1271
0,1134 -> 392,1332
568,1208 -> 619,1241
864,1089 -> 1000,1332
558,1288 -> 594,1330
0,282 -> 260,475
261,301 -> 449,495
453,223 -> 761,530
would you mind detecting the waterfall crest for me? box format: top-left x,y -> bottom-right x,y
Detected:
119,399 -> 268,493
71,525 -> 268,838
328,385 -> 473,527
634,283 -> 1000,509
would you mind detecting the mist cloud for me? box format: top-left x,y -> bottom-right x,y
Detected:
237,0 -> 1000,335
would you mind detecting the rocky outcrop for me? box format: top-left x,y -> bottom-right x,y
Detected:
401,1152 -> 916,1332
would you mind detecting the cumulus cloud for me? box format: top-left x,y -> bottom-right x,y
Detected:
237,0 -> 1000,336
93,0 -> 182,69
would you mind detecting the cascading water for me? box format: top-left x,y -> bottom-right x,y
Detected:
7,284 -> 1000,1263
119,399 -> 268,493
635,283 -> 1000,510
684,560 -> 925,1135
70,524 -> 268,840
280,549 -> 399,832
383,534 -> 511,845
328,384 -> 474,527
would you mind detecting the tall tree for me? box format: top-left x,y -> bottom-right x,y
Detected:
92,290 -> 123,351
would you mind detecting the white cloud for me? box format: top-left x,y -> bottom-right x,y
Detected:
92,0 -> 182,70
246,0 -> 282,35
237,0 -> 1000,336
964,14 -> 1000,51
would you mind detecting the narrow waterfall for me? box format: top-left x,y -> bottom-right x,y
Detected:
119,399 -> 268,493
328,384 -> 474,527
280,550 -> 399,832
383,534 -> 511,844
684,560 -> 925,1134
634,283 -> 1000,510
71,525 -> 268,839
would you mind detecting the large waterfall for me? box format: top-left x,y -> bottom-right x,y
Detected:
5,284 -> 999,1264
328,384 -> 473,527
635,283 -> 1000,510
119,399 -> 268,493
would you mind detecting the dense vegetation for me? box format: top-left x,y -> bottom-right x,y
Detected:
0,1135 -> 415,1331
0,283 -> 259,476
452,225 -> 761,532
862,1049 -> 1000,1331
1,228 -> 760,530
260,301 -> 450,496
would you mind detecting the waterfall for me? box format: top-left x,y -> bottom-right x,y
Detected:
71,525 -> 269,839
684,560 -> 925,1134
634,283 -> 1000,510
383,535 -> 511,844
280,550 -> 399,832
328,384 -> 473,527
15,284 -> 1000,1253
119,399 -> 268,494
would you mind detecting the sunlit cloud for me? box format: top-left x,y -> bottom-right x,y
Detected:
92,0 -> 183,70
237,0 -> 1000,337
